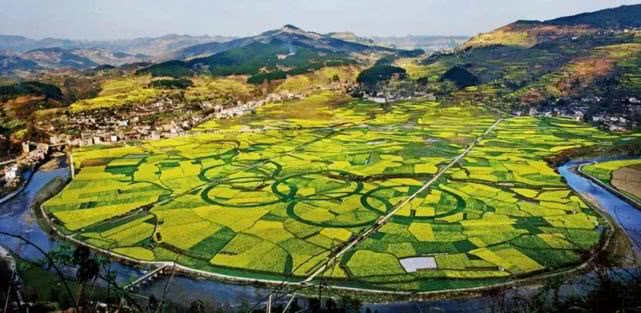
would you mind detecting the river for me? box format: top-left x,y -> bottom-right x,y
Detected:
0,158 -> 640,312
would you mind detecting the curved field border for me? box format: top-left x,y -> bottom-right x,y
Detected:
34,134 -> 624,299
578,163 -> 641,210
36,166 -> 620,299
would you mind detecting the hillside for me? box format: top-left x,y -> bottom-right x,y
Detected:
546,4 -> 641,29
172,25 -> 394,60
20,48 -> 98,69
141,25 -> 399,84
0,47 -> 152,74
372,35 -> 469,52
411,3 -> 641,123
0,52 -> 40,74
464,4 -> 641,49
0,33 -> 233,57
69,48 -> 150,66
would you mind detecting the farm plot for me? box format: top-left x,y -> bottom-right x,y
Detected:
339,117 -> 618,291
44,96 -> 623,292
583,159 -> 641,204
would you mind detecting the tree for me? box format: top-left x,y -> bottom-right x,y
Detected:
439,66 -> 480,88
338,296 -> 362,313
73,246 -> 101,307
189,299 -> 205,313
357,65 -> 407,90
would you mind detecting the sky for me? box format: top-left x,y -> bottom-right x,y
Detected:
1,0 -> 639,40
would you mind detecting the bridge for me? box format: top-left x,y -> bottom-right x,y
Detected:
124,264 -> 172,290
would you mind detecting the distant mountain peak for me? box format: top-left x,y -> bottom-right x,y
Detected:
280,24 -> 303,32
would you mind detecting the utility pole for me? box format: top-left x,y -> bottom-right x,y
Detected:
68,144 -> 75,179
282,294 -> 297,313
266,294 -> 272,313
3,286 -> 11,313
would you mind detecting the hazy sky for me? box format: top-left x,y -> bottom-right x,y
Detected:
1,0 -> 639,40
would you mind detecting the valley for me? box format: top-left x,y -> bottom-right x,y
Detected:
41,93 -> 639,292
2,2 -> 641,313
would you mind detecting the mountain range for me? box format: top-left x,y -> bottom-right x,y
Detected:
0,28 -> 466,75
170,25 -> 396,60
139,25 -> 403,83
0,34 -> 233,56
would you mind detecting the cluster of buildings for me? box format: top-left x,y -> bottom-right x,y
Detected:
44,91 -> 307,147
207,91 -> 305,120
0,142 -> 49,191
516,96 -> 641,132
363,91 -> 435,104
43,96 -> 208,146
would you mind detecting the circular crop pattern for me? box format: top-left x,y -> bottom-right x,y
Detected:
362,186 -> 465,221
201,160 -> 282,182
274,171 -> 385,227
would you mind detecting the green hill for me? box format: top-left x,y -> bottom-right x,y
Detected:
419,3 -> 641,116
137,24 -> 406,84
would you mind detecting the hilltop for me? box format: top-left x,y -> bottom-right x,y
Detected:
140,25 -> 400,83
546,4 -> 641,29
170,25 -> 395,60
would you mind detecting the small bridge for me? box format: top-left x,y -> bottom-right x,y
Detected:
125,264 -> 171,290
0,159 -> 17,166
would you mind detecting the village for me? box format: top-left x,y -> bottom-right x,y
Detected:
520,95 -> 641,132
41,91 -> 307,147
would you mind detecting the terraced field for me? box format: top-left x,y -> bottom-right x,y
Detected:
583,159 -> 641,205
44,93 -> 628,292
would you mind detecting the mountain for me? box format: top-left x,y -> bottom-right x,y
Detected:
326,32 -> 377,46
96,34 -> 234,57
172,25 -> 395,60
0,34 -> 233,58
546,4 -> 641,29
464,4 -> 641,49
371,35 -> 469,52
20,48 -> 97,69
0,47 -> 153,74
69,48 -> 149,66
420,3 -> 641,115
0,53 -> 40,74
0,35 -> 39,51
143,25 -> 400,83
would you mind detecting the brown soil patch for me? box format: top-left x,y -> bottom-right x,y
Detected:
556,57 -> 615,97
611,166 -> 641,200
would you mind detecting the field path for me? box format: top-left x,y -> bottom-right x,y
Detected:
302,118 -> 506,284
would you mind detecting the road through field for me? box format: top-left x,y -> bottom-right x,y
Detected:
302,118 -> 507,284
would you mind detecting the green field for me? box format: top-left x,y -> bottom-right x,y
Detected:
582,159 -> 641,205
44,93 -> 630,292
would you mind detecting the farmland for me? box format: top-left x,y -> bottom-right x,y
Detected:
44,94 -> 628,292
582,159 -> 641,205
